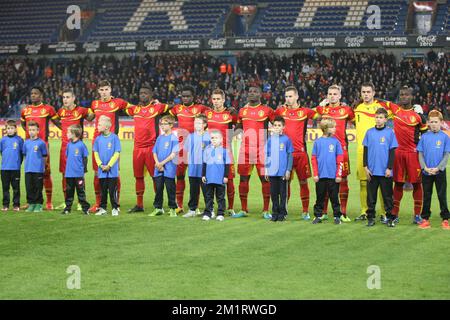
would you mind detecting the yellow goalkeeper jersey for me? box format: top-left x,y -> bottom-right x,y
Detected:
354,100 -> 392,152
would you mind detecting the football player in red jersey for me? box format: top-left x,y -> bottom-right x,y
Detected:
88,80 -> 131,213
233,86 -> 275,218
54,88 -> 92,210
169,86 -> 210,214
275,86 -> 316,220
125,85 -> 169,213
380,87 -> 428,226
313,85 -> 355,222
205,88 -> 238,215
20,86 -> 62,210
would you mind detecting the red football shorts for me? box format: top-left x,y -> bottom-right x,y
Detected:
393,151 -> 421,183
292,152 -> 311,180
133,146 -> 155,178
237,146 -> 265,176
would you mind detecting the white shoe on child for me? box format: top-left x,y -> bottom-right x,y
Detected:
202,215 -> 211,221
112,208 -> 119,216
183,210 -> 196,218
216,215 -> 224,222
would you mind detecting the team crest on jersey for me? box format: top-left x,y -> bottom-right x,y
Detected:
40,109 -> 46,115
223,114 -> 229,120
243,109 -> 248,116
192,107 -> 198,114
258,110 -> 265,117
13,142 -> 17,149
109,102 -> 114,109
178,106 -> 183,112
61,109 -> 66,117
149,107 -> 154,114
280,143 -> 285,151
164,142 -> 170,149
410,116 -> 416,123
75,148 -> 79,155
297,110 -> 303,117
33,145 -> 38,152
207,112 -> 213,119
380,137 -> 386,144
436,140 -> 442,147
328,144 -> 335,152
107,142 -> 112,149
73,111 -> 78,117
339,108 -> 345,115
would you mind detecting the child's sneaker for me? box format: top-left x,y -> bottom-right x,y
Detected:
367,218 -> 375,227
418,219 -> 431,229
33,204 -> 43,213
380,215 -> 388,224
61,209 -> 70,215
321,214 -> 329,221
95,208 -> 108,216
148,208 -> 163,217
312,217 -> 322,224
169,208 -> 177,217
355,213 -> 367,221
26,204 -> 36,212
183,210 -> 196,218
441,220 -> 450,230
334,217 -> 342,225
387,219 -> 396,228
13,207 -> 20,212
216,215 -> 224,222
112,208 -> 119,216
302,212 -> 311,221
202,215 -> 210,221
127,206 -> 144,213
340,215 -> 351,222
277,215 -> 286,222
2,207 -> 8,211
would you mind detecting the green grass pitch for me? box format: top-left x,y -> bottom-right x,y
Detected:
0,140 -> 449,299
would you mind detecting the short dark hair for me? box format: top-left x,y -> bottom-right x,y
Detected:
140,83 -> 153,92
212,88 -> 225,98
375,107 -> 388,118
98,80 -> 111,88
285,86 -> 298,94
31,86 -> 44,96
6,120 -> 17,128
272,116 -> 285,126
27,121 -> 39,129
361,82 -> 375,91
182,85 -> 195,96
62,88 -> 75,96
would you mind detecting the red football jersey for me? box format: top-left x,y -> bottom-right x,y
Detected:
126,102 -> 169,148
57,106 -> 91,145
385,102 -> 427,153
21,103 -> 58,141
314,104 -> 355,149
169,104 -> 210,134
238,104 -> 275,151
90,98 -> 130,138
275,106 -> 316,153
204,108 -> 237,148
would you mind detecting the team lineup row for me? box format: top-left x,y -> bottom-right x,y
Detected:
1,81 -> 449,229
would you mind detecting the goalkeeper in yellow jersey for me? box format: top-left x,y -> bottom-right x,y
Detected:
354,83 -> 390,222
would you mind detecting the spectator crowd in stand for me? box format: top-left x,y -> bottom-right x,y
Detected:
1,50 -> 448,119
